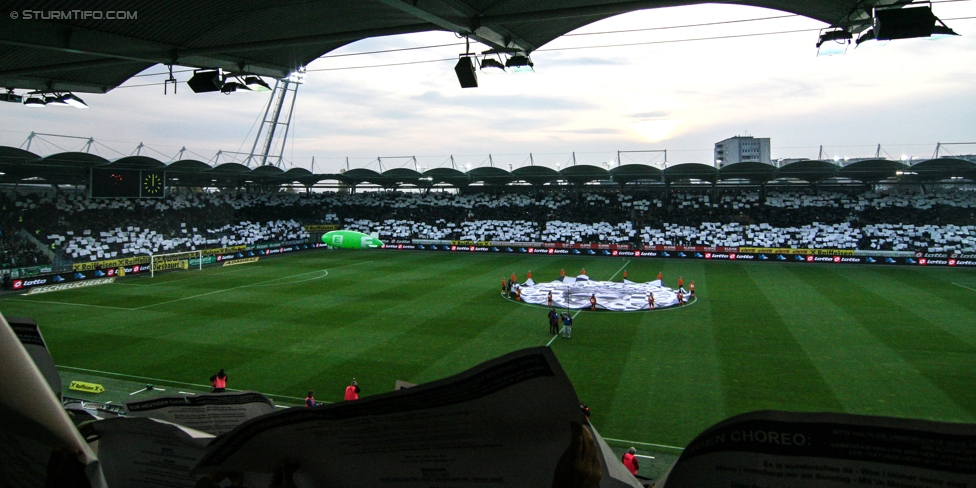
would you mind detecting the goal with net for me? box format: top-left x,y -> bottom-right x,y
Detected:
149,250 -> 203,278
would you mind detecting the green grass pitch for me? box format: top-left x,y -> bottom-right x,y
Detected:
2,250 -> 976,451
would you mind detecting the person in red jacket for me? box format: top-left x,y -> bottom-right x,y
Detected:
344,379 -> 360,401
589,294 -> 597,311
621,447 -> 639,475
210,369 -> 227,393
305,390 -> 316,407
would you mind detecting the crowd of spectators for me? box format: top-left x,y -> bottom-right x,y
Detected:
0,185 -> 974,269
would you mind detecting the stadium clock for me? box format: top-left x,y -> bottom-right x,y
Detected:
90,168 -> 165,198
142,171 -> 164,196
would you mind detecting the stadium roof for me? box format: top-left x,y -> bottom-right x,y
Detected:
4,147 -> 975,188
0,0 -> 912,93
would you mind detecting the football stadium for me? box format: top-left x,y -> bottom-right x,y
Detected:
2,1 -> 976,487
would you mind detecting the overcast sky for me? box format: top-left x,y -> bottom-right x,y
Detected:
2,3 -> 975,173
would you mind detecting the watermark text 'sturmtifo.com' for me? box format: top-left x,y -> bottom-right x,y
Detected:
10,10 -> 137,20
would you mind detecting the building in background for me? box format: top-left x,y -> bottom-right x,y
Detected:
714,136 -> 771,167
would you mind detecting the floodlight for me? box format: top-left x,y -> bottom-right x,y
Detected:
187,69 -> 223,93
480,56 -> 506,74
23,96 -> 46,107
816,28 -> 851,56
220,82 -> 245,94
454,56 -> 478,89
0,91 -> 22,103
505,54 -> 534,73
929,23 -> 959,40
56,93 -> 89,108
243,76 -> 272,92
874,6 -> 936,40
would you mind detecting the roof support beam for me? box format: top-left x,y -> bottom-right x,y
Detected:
372,0 -> 535,52
0,20 -> 436,79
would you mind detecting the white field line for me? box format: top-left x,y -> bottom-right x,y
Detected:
602,437 -> 685,451
546,260 -> 631,347
0,297 -> 133,310
56,365 -> 310,402
952,282 -> 976,293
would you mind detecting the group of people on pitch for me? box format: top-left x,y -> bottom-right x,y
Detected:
547,307 -> 574,338
209,369 -> 362,407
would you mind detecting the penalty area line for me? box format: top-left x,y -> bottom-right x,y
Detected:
952,282 -> 976,293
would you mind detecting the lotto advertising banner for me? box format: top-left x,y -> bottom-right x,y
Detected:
12,269 -> 122,292
380,243 -> 976,267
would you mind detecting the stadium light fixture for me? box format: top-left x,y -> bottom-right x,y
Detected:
243,76 -> 272,92
480,56 -> 507,74
1,90 -> 22,103
454,56 -> 478,88
505,53 -> 535,73
54,92 -> 88,108
857,5 -> 957,46
816,28 -> 852,56
23,95 -> 46,107
220,81 -> 245,94
187,69 -> 224,93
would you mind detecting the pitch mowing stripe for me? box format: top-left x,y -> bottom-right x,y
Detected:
746,264 -> 970,420
0,297 -> 134,310
312,254 -> 551,390
706,262 -> 843,412
787,265 -> 976,418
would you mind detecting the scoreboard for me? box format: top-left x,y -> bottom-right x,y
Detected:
90,169 -> 165,198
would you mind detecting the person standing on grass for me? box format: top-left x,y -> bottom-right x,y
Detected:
657,271 -> 663,282
689,281 -> 696,297
562,313 -> 573,339
210,369 -> 227,393
549,308 -> 560,335
547,290 -> 554,307
344,379 -> 360,401
648,293 -> 655,309
677,290 -> 685,306
622,447 -> 640,475
677,276 -> 684,291
622,270 -> 628,281
305,390 -> 316,407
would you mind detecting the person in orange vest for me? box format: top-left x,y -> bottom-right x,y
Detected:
677,276 -> 684,290
510,272 -> 517,283
344,379 -> 360,401
622,270 -> 628,281
560,268 -> 566,277
589,294 -> 597,311
689,281 -> 696,297
527,270 -> 532,280
621,447 -> 640,475
305,390 -> 316,407
581,268 -> 587,276
656,271 -> 663,282
648,293 -> 655,309
210,369 -> 227,393
501,277 -> 507,292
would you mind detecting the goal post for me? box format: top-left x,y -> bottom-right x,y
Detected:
149,250 -> 203,278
